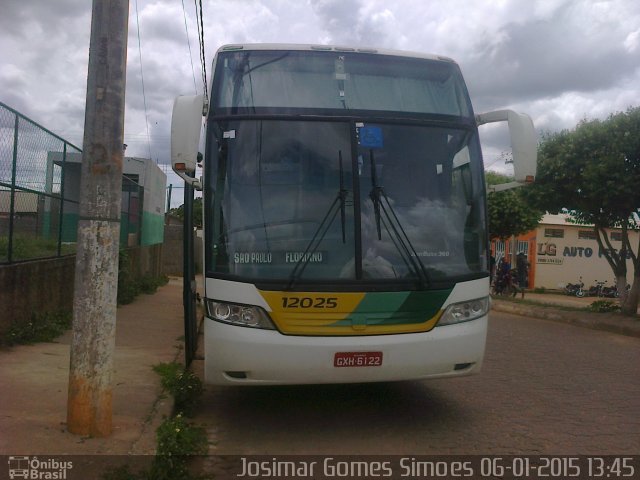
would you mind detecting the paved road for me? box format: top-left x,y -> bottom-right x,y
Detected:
192,311 -> 640,460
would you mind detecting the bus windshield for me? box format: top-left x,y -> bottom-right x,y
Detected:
206,119 -> 487,286
212,49 -> 472,117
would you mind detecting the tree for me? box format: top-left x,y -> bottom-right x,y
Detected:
486,171 -> 542,240
169,197 -> 203,228
526,107 -> 640,315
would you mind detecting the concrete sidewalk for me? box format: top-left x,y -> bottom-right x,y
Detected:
492,292 -> 640,338
0,278 -> 184,456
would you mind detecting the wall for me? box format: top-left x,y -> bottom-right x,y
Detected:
161,219 -> 203,277
162,224 -> 185,276
493,216 -> 640,290
140,159 -> 167,246
46,153 -> 166,246
533,225 -> 638,290
0,255 -> 75,334
123,244 -> 163,278
0,245 -> 164,335
491,231 -> 536,288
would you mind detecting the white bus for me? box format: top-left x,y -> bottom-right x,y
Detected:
171,44 -> 536,385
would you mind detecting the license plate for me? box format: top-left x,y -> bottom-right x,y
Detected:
334,351 -> 383,368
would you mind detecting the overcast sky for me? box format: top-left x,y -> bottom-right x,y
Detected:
1,0 -> 639,207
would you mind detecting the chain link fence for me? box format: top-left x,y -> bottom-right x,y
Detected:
0,101 -> 143,264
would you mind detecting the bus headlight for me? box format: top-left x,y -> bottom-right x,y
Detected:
438,297 -> 490,326
206,300 -> 276,330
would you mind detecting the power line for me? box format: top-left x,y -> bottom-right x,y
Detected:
194,0 -> 209,104
485,151 -> 513,170
134,0 -> 153,162
181,0 -> 199,94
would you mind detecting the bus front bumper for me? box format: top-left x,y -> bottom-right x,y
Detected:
203,315 -> 488,385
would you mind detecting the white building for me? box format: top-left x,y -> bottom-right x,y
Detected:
45,152 -> 166,246
491,213 -> 639,290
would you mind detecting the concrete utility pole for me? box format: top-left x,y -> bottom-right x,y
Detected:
67,0 -> 129,437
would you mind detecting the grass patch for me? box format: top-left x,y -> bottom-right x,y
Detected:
588,300 -> 621,313
152,362 -> 203,416
103,364 -> 207,480
2,310 -> 71,346
494,295 -> 627,315
492,295 -> 590,312
151,413 -> 208,480
150,362 -> 206,479
103,414 -> 208,480
0,234 -> 76,260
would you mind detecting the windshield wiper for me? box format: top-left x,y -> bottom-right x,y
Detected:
287,152 -> 349,289
367,150 -> 431,288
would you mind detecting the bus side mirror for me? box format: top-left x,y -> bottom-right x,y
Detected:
171,94 -> 206,190
476,109 -> 537,192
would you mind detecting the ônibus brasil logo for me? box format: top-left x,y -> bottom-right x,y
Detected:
7,456 -> 73,479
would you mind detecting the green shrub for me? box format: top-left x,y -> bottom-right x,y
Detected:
101,364 -> 206,480
101,417 -> 208,480
588,300 -> 620,313
153,362 -> 203,416
2,310 -> 72,346
150,413 -> 208,480
533,287 -> 546,294
139,274 -> 169,294
117,249 -> 167,304
117,250 -> 139,305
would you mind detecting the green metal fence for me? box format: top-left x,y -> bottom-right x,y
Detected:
0,101 -> 143,264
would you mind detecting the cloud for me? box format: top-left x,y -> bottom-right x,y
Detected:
464,1 -> 640,106
624,29 -> 640,53
2,0 -> 639,206
309,0 -> 407,49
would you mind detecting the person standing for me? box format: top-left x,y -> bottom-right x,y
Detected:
516,252 -> 529,291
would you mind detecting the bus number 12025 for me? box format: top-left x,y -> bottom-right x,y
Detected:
281,297 -> 338,309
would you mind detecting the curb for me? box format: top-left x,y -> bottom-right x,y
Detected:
130,343 -> 184,455
491,299 -> 640,338
130,386 -> 174,455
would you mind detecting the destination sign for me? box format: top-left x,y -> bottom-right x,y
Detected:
232,251 -> 327,264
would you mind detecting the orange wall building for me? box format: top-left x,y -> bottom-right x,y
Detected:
490,214 -> 638,290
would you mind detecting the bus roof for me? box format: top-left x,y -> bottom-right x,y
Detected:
213,43 -> 456,65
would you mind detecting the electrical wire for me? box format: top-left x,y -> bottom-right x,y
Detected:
134,0 -> 153,162
484,151 -> 512,170
194,0 -> 209,104
181,0 -> 199,94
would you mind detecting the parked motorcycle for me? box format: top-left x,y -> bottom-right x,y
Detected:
600,282 -> 618,298
601,282 -> 631,298
585,280 -> 605,297
564,278 -> 585,297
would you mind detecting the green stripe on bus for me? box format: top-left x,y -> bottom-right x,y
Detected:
331,289 -> 452,327
390,289 -> 452,321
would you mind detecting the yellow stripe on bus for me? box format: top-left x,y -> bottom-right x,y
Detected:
259,290 -> 443,335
